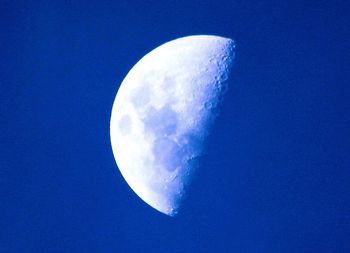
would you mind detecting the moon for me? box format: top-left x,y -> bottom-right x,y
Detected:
110,35 -> 236,216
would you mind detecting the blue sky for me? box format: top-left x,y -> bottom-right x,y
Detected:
1,1 -> 349,252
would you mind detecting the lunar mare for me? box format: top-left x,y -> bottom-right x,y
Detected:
110,35 -> 235,216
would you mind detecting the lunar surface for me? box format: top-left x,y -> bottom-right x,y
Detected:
110,35 -> 236,216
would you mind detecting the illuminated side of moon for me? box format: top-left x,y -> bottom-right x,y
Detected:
110,35 -> 236,216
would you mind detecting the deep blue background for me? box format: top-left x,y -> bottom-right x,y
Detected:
1,1 -> 349,252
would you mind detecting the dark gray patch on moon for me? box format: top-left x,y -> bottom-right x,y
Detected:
119,115 -> 132,135
144,106 -> 178,136
131,86 -> 151,108
153,137 -> 182,172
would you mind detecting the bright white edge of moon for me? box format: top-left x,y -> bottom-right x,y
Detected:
110,35 -> 236,216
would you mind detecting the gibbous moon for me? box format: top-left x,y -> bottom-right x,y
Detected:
110,35 -> 236,216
